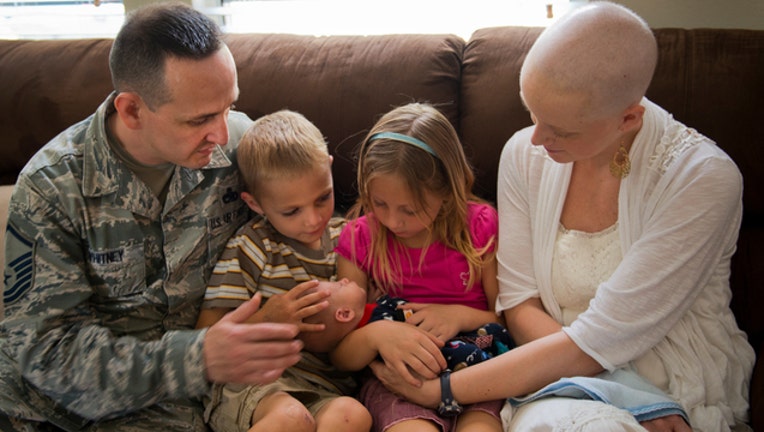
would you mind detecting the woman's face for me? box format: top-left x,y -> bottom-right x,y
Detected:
521,74 -> 623,165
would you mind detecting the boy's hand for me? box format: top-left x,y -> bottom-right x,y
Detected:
204,293 -> 303,385
257,280 -> 330,332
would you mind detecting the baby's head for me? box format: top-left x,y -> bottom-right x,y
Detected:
299,278 -> 367,353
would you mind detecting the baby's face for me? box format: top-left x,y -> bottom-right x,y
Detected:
298,278 -> 366,353
321,278 -> 366,311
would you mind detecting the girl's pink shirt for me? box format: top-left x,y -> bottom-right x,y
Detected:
335,202 -> 497,310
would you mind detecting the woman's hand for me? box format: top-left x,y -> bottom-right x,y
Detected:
640,415 -> 692,432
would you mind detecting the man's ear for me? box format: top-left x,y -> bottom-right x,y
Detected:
335,307 -> 356,323
240,191 -> 264,214
113,92 -> 144,130
620,102 -> 645,133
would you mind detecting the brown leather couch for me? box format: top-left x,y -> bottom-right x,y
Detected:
0,27 -> 762,429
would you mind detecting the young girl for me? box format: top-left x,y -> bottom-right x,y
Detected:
330,103 -> 505,432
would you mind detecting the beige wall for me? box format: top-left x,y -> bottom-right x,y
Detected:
610,0 -> 764,30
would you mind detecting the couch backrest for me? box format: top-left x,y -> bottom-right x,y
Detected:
1,28 -> 762,352
0,34 -> 465,212
224,33 -> 465,211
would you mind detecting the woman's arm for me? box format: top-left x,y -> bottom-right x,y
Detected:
503,297 -> 562,345
371,330 -> 602,407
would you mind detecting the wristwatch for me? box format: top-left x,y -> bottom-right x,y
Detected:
437,369 -> 463,417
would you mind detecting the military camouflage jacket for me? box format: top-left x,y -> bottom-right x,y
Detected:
1,94 -> 252,421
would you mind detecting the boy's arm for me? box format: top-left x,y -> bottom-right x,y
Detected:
196,307 -> 232,328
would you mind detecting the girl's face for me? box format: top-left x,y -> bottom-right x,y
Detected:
367,173 -> 443,248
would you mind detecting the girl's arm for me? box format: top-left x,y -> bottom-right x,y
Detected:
481,252 -> 505,326
330,318 -> 445,384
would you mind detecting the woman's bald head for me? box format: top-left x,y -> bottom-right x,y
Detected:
520,2 -> 657,120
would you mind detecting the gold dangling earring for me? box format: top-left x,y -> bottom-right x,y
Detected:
609,142 -> 631,179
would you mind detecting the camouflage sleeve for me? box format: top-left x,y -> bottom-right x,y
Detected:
2,176 -> 210,420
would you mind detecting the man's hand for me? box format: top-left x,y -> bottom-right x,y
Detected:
203,293 -> 303,385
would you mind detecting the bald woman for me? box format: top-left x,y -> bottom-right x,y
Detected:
368,2 -> 755,432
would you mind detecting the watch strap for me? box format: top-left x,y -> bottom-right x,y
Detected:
437,369 -> 463,417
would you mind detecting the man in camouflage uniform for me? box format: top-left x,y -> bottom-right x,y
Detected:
0,3 -> 306,430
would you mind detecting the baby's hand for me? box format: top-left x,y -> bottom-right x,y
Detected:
258,280 -> 329,332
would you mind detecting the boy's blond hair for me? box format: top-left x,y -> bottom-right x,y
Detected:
237,109 -> 330,197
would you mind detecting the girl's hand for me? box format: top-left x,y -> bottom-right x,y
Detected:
401,303 -> 468,343
257,280 -> 329,333
373,320 -> 446,386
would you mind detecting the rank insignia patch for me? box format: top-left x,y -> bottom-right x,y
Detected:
4,223 -> 34,305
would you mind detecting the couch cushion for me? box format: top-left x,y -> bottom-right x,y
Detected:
0,39 -> 114,186
460,26 -> 542,203
224,33 -> 465,211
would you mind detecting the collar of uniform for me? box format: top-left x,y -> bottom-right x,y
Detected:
82,93 -> 234,199
82,92 -> 121,198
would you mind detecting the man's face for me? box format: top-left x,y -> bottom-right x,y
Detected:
132,46 -> 240,168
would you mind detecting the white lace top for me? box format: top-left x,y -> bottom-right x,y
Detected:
552,223 -> 622,326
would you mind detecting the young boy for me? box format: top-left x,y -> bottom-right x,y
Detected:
300,279 -> 514,371
196,110 -> 371,432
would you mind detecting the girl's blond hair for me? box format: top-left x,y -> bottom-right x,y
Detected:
347,103 -> 493,294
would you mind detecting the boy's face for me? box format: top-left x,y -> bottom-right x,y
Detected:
244,160 -> 334,249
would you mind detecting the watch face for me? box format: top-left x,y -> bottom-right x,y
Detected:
437,401 -> 463,417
